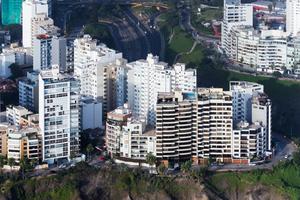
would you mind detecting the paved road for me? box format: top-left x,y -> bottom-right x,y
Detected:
179,5 -> 219,45
208,132 -> 298,172
54,2 -> 162,61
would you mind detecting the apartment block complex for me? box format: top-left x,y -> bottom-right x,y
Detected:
107,81 -> 271,165
74,35 -> 124,114
127,54 -> 197,125
222,0 -> 300,73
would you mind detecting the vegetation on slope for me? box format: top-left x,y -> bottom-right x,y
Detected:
0,162 -> 215,200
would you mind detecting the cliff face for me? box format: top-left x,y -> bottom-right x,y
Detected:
0,163 -> 286,200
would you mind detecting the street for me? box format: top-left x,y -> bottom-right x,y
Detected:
208,132 -> 298,172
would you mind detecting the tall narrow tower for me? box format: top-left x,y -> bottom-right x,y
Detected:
1,0 -> 22,25
286,0 -> 300,36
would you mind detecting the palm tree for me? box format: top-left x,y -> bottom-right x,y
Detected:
181,160 -> 192,174
146,153 -> 157,174
146,153 -> 156,167
86,144 -> 94,160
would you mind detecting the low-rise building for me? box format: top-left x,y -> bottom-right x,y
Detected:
106,105 -> 131,156
19,71 -> 39,112
81,97 -> 103,130
6,105 -> 33,128
232,121 -> 266,161
120,118 -> 156,160
7,126 -> 42,162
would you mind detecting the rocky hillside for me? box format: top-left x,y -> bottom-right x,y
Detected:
0,162 -> 288,200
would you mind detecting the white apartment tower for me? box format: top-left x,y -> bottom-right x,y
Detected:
74,35 -> 124,113
39,66 -> 80,164
251,93 -> 272,152
22,0 -> 49,48
221,0 -> 253,54
230,81 -> 264,123
33,34 -> 66,71
127,54 -> 197,125
286,0 -> 300,36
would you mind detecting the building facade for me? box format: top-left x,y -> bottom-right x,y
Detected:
221,0 -> 253,55
33,34 -> 66,71
19,72 -> 39,112
286,0 -> 300,36
74,35 -> 124,114
22,0 -> 49,48
127,54 -> 197,125
106,105 -> 132,156
39,66 -> 80,164
230,81 -> 264,123
1,0 -> 22,25
156,91 -> 196,162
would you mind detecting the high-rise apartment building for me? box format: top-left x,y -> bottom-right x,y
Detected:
6,106 -> 33,128
1,0 -> 22,25
156,89 -> 233,164
74,35 -> 124,113
194,88 -> 233,163
39,66 -> 80,164
156,91 -> 196,162
286,36 -> 300,69
33,34 -> 66,71
251,93 -> 272,151
286,0 -> 300,36
22,0 -> 49,48
230,81 -> 264,123
221,0 -> 253,54
127,54 -> 197,125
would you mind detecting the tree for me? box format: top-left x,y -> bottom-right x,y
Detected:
146,153 -> 156,167
273,71 -> 282,78
86,144 -> 94,160
0,155 -> 6,168
293,150 -> 300,166
7,158 -> 15,171
30,158 -> 38,168
19,158 -> 29,180
181,160 -> 192,173
158,163 -> 166,175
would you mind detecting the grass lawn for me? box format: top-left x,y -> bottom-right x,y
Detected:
179,44 -> 204,66
209,162 -> 300,200
158,12 -> 195,64
195,8 -> 223,22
